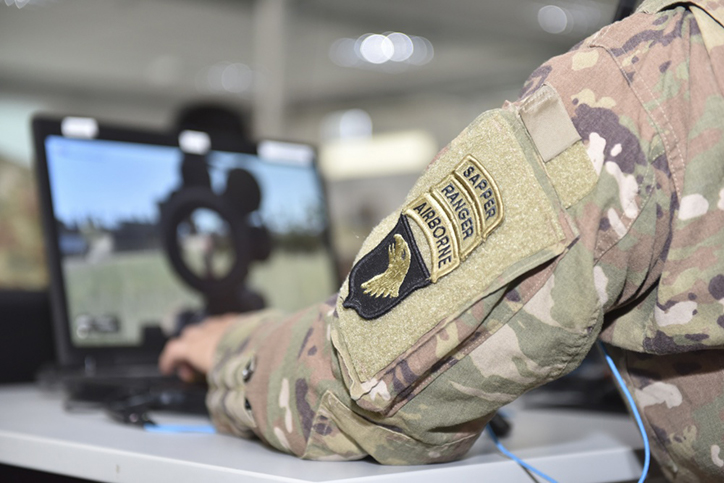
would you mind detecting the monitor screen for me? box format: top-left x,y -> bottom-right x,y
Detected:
44,134 -> 337,348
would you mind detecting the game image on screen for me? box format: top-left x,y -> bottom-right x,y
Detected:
45,135 -> 336,347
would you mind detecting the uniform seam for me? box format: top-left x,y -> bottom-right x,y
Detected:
554,39 -> 662,260
590,15 -> 686,201
594,138 -> 658,265
548,302 -> 602,382
585,38 -> 662,260
301,397 -> 364,460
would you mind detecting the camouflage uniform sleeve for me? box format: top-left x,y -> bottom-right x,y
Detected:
595,2 -> 724,481
207,3 -> 723,472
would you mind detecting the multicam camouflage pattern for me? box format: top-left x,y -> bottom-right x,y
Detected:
207,0 -> 724,479
608,346 -> 724,482
0,157 -> 47,289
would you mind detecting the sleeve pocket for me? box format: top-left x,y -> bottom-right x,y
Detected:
332,108 -> 580,415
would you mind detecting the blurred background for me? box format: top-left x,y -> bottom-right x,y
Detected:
0,0 -> 620,287
0,0 -> 618,380
0,0 -> 617,382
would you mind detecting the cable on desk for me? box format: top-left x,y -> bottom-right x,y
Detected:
144,424 -> 216,434
487,342 -> 651,483
598,341 -> 650,483
485,424 -> 559,483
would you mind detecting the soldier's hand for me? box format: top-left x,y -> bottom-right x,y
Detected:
159,314 -> 238,382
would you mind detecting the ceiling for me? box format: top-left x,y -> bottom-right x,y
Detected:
0,0 -> 619,109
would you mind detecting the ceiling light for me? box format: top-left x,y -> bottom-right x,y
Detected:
359,34 -> 394,64
196,62 -> 253,95
387,32 -> 414,62
329,38 -> 359,67
408,36 -> 433,65
3,0 -> 55,7
538,5 -> 570,34
330,32 -> 433,70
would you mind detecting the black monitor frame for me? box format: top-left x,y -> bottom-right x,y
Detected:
33,116 -> 339,368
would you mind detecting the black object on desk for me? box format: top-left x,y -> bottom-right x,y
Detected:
0,290 -> 55,384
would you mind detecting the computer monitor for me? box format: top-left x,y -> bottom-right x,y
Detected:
34,116 -> 339,367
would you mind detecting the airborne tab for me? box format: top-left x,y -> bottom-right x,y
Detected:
404,193 -> 460,282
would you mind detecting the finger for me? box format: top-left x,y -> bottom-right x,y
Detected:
201,315 -> 223,326
176,363 -> 197,383
158,339 -> 187,375
181,324 -> 201,337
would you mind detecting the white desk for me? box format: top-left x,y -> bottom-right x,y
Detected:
0,385 -> 645,483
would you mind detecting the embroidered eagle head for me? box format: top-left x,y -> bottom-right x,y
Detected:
361,233 -> 411,299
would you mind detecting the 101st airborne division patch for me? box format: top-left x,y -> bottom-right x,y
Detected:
344,154 -> 504,319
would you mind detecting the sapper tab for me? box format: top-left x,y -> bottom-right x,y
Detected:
453,155 -> 504,241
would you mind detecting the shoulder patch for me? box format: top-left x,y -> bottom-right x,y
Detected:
344,216 -> 430,319
344,155 -> 504,319
334,109 -> 578,406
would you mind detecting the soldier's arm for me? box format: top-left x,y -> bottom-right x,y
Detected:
204,7 -> 691,464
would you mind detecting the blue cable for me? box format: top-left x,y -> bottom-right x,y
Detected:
144,424 -> 216,434
487,342 -> 651,483
598,341 -> 650,483
485,424 -> 559,483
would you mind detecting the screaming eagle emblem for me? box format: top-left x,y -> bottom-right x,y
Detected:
343,217 -> 431,319
344,154 -> 504,320
361,234 -> 411,298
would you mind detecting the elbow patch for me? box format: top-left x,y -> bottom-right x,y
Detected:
333,93 -> 594,415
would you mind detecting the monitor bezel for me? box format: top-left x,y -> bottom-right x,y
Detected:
33,115 -> 339,368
